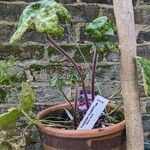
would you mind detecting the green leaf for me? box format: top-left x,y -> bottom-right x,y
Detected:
95,41 -> 118,54
10,0 -> 71,43
50,76 -> 65,89
0,82 -> 35,131
0,57 -> 16,85
137,57 -> 150,97
68,73 -> 81,85
0,132 -> 5,145
0,142 -> 11,150
0,108 -> 21,131
85,16 -> 115,40
19,82 -> 35,112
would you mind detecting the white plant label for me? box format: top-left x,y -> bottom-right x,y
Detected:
77,95 -> 109,130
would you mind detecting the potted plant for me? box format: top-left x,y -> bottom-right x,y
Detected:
10,0 -> 126,149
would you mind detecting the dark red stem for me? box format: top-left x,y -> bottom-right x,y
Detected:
45,34 -> 89,109
73,84 -> 79,129
91,48 -> 98,101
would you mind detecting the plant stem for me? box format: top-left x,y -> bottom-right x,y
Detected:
59,88 -> 74,110
73,84 -> 79,129
91,48 -> 98,101
45,34 -> 89,109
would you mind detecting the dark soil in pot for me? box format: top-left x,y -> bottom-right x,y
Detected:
40,103 -> 124,130
37,102 -> 126,150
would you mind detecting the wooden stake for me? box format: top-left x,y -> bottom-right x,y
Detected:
113,0 -> 144,150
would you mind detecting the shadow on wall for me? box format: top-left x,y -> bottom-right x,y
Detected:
144,142 -> 150,150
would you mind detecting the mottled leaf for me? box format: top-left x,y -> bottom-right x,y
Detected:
137,57 -> 150,97
50,76 -> 65,89
20,82 -> 35,112
0,82 -> 35,131
68,73 -> 81,85
95,41 -> 118,54
0,57 -> 16,85
85,16 -> 115,40
85,16 -> 117,55
10,0 -> 71,43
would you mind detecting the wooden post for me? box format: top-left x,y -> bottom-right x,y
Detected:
113,0 -> 144,150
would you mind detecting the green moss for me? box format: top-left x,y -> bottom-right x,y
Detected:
47,46 -> 57,57
61,45 -> 76,51
146,105 -> 150,114
30,63 -> 65,74
74,44 -> 92,62
0,89 -> 7,103
48,65 -> 63,72
0,44 -> 21,59
48,45 -> 76,57
22,44 -> 45,60
10,75 -> 26,84
29,64 -> 45,71
48,44 -> 93,63
147,134 -> 150,140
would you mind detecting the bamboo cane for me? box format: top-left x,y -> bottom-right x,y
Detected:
113,0 -> 144,149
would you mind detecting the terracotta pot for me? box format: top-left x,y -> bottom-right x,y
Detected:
37,103 -> 126,150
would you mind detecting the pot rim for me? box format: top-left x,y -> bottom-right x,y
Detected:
36,102 -> 126,138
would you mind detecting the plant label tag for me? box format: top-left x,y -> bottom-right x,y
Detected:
77,95 -> 109,130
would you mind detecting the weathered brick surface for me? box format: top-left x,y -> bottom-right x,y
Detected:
80,24 -> 150,43
80,0 -> 138,6
48,44 -> 104,63
81,0 -> 112,4
29,63 -> 74,82
140,98 -> 148,114
21,43 -> 45,60
0,43 -> 45,60
0,2 -> 27,22
96,81 -> 121,98
0,21 -> 16,43
144,132 -> 150,142
0,2 -> 149,24
105,52 -> 120,62
31,82 -> 71,103
66,4 -> 100,23
137,32 -> 150,43
0,0 -> 150,144
0,42 -> 150,62
0,0 -> 76,3
146,102 -> 150,114
0,2 -> 100,23
0,44 -> 21,59
56,0 -> 76,3
0,21 -> 76,43
137,42 -> 150,59
143,115 -> 150,132
1,22 -> 150,46
134,6 -> 150,24
96,64 -> 120,81
144,0 -> 150,4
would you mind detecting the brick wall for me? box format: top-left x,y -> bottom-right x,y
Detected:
0,0 -> 150,144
